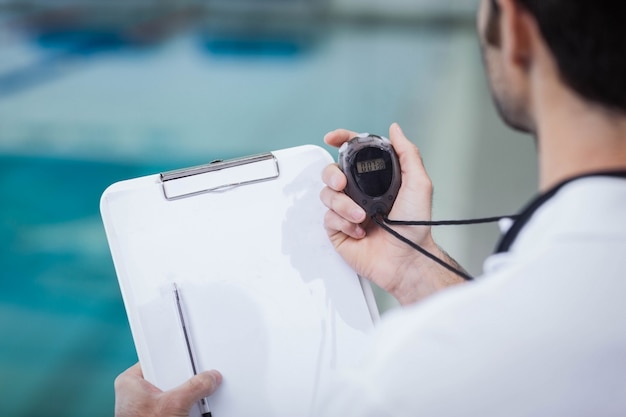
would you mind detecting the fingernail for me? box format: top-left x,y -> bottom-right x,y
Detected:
331,174 -> 342,190
354,226 -> 365,238
392,122 -> 404,136
352,209 -> 365,222
210,370 -> 223,384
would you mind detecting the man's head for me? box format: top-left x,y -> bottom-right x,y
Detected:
478,0 -> 626,133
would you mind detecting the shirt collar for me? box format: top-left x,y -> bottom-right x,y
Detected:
494,170 -> 626,254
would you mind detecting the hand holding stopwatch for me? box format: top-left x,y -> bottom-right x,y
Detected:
338,133 -> 402,217
336,131 -> 515,282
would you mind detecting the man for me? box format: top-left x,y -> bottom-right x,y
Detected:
114,0 -> 626,415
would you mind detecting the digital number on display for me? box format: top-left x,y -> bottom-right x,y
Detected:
356,158 -> 386,174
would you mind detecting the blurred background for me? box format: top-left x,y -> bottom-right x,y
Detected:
0,0 -> 537,415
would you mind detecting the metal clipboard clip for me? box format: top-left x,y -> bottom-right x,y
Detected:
160,153 -> 280,200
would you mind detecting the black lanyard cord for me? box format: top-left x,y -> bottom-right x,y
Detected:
372,170 -> 626,282
495,170 -> 626,253
372,214 -> 476,281
382,215 -> 518,227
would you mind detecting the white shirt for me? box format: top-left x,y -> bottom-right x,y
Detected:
316,175 -> 626,417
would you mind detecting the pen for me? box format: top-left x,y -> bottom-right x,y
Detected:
173,283 -> 213,417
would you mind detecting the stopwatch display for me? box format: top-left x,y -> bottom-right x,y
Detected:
338,133 -> 402,216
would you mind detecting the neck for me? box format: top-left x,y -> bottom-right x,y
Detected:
532,78 -> 626,191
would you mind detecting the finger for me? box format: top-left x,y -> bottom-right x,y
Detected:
321,164 -> 347,191
124,362 -> 144,378
161,371 -> 223,414
324,210 -> 366,240
115,363 -> 146,392
386,123 -> 434,227
323,129 -> 359,148
320,186 -> 366,224
389,123 -> 431,188
115,362 -> 162,399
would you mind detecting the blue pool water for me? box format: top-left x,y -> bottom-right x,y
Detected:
0,156 -> 159,416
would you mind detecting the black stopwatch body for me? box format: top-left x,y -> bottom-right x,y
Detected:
338,133 -> 402,216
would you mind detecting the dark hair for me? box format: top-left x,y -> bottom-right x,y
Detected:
507,0 -> 626,112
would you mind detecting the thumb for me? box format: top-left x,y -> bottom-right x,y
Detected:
389,123 -> 430,186
387,123 -> 434,220
160,371 -> 222,415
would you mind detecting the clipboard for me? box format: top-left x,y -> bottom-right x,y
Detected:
100,145 -> 379,417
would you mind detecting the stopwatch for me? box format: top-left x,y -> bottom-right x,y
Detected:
338,133 -> 402,216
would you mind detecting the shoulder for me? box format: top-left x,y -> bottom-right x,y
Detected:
318,236 -> 626,416
317,176 -> 626,417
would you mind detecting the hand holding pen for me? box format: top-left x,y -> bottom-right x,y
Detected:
173,283 -> 215,417
114,362 -> 221,417
113,284 -> 222,417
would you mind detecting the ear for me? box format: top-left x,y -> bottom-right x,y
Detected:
485,0 -> 501,47
497,0 -> 535,71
